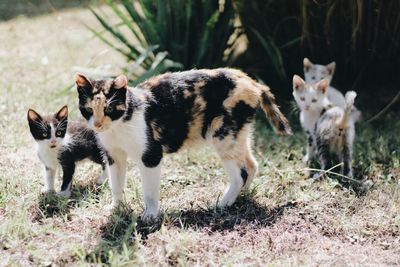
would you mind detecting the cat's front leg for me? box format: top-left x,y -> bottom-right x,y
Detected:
58,159 -> 75,198
107,151 -> 127,210
96,163 -> 108,185
41,166 -> 56,193
341,144 -> 353,178
302,134 -> 314,165
138,162 -> 162,222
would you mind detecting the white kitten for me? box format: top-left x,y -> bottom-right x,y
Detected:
303,58 -> 361,122
292,75 -> 329,164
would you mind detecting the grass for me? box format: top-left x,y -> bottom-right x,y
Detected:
1,5 -> 400,266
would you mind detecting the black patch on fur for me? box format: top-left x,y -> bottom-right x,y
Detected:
201,71 -> 236,138
141,72 -> 202,153
214,101 -> 255,140
104,150 -> 115,166
240,168 -> 248,185
141,127 -> 163,168
122,90 -> 140,122
307,135 -> 313,147
57,121 -> 105,191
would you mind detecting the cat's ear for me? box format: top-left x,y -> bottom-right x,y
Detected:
293,75 -> 306,91
303,58 -> 313,72
112,75 -> 128,89
316,79 -> 329,94
55,105 -> 68,121
27,109 -> 42,123
326,61 -> 336,75
75,73 -> 92,90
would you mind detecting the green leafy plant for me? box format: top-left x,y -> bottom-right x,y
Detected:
89,0 -> 242,84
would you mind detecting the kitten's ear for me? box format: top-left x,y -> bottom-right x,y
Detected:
112,75 -> 128,89
55,105 -> 68,121
316,79 -> 329,94
326,62 -> 336,75
75,73 -> 92,89
27,109 -> 42,123
303,58 -> 313,72
293,75 -> 306,91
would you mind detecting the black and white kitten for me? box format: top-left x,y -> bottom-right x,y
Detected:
27,105 -> 107,197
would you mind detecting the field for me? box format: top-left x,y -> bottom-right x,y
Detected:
1,5 -> 399,266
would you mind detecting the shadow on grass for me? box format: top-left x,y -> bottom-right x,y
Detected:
29,182 -> 106,222
86,195 -> 297,264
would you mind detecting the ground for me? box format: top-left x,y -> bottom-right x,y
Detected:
0,4 -> 399,267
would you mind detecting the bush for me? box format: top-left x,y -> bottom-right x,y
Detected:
234,0 -> 400,103
90,0 -> 242,85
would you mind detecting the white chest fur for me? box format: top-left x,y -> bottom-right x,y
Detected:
36,143 -> 59,169
98,112 -> 148,161
300,110 -> 321,133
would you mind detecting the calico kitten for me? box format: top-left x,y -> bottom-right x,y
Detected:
75,68 -> 292,221
303,57 -> 361,122
292,75 -> 330,164
313,91 -> 357,179
27,106 -> 107,197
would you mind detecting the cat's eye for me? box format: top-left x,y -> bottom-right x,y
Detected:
105,106 -> 114,113
56,131 -> 62,136
312,76 -> 316,80
42,132 -> 48,137
300,97 -> 305,101
85,107 -> 93,113
311,98 -> 317,103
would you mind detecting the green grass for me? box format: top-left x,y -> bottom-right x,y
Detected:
1,5 -> 400,266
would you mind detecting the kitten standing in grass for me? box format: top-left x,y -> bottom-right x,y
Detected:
75,68 -> 292,221
27,106 -> 107,197
303,58 -> 361,122
292,76 -> 357,178
292,75 -> 330,165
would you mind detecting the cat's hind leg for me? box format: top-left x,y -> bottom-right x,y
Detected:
212,129 -> 258,207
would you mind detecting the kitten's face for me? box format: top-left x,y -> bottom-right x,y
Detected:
292,75 -> 329,112
303,58 -> 335,83
27,106 -> 68,149
75,74 -> 128,132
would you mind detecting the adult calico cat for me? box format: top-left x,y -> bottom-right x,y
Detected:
75,68 -> 292,221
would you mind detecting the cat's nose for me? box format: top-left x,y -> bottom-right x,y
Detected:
94,121 -> 103,128
50,139 -> 56,144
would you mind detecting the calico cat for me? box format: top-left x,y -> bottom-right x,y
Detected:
292,75 -> 330,164
313,91 -> 357,179
303,57 -> 361,122
27,106 -> 107,197
75,68 -> 292,221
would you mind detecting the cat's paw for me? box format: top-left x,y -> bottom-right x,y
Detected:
302,154 -> 310,164
41,187 -> 56,194
312,171 -> 325,180
96,172 -> 107,185
57,190 -> 71,198
141,209 -> 159,223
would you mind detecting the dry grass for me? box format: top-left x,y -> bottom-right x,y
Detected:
0,5 -> 399,267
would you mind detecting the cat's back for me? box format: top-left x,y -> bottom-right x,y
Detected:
65,120 -> 98,146
138,68 -> 255,99
327,86 -> 345,108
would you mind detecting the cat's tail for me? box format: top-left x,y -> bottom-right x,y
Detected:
258,84 -> 293,136
337,91 -> 357,127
